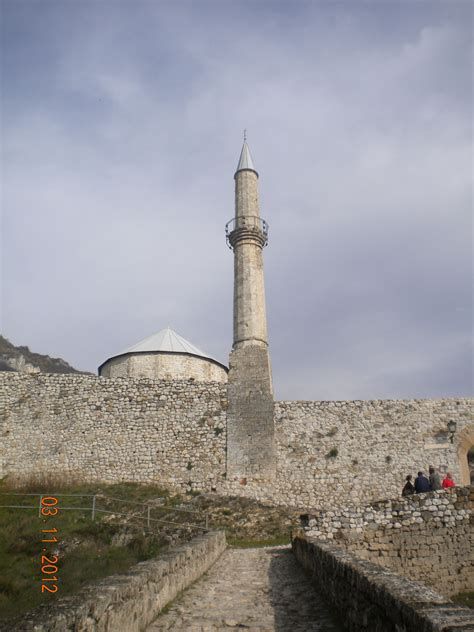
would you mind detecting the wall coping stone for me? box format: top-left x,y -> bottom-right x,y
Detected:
300,486 -> 474,540
292,535 -> 474,631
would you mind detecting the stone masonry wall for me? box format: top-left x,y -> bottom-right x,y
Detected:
300,486 -> 474,596
226,346 -> 275,480
0,372 -> 472,512
100,353 -> 227,383
5,531 -> 227,632
0,373 -> 227,488
222,399 -> 473,509
292,535 -> 474,632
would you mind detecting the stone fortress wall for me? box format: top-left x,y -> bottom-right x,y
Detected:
246,399 -> 473,508
1,372 -> 472,512
0,373 -> 227,489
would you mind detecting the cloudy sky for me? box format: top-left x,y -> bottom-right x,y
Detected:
1,1 -> 472,400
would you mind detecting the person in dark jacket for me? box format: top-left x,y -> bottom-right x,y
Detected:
429,466 -> 442,491
414,471 -> 430,493
402,474 -> 415,496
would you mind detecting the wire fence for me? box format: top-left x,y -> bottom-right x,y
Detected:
0,491 -> 209,532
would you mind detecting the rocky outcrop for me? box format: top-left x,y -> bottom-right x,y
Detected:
0,335 -> 84,374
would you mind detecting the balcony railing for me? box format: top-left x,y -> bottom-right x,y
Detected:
225,216 -> 269,249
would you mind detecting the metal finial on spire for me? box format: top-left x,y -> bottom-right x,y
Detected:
235,135 -> 257,176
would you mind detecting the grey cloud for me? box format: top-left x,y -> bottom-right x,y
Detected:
2,2 -> 471,399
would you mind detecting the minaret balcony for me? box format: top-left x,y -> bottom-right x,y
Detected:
225,216 -> 269,250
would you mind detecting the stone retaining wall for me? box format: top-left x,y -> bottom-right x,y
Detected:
4,531 -> 227,632
300,486 -> 474,596
292,535 -> 474,631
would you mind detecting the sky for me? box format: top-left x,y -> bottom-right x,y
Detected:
1,0 -> 472,400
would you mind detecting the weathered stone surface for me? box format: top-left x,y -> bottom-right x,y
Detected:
231,168 -> 269,347
100,352 -> 227,383
0,372 -> 472,511
147,546 -> 342,631
0,373 -> 227,489
226,159 -> 276,481
292,536 -> 474,632
226,345 -> 275,480
3,532 -> 227,632
299,487 -> 474,596
222,399 -> 474,509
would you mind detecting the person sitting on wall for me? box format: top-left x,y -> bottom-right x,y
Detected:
414,471 -> 430,493
402,474 -> 415,496
429,465 -> 442,491
442,472 -> 455,488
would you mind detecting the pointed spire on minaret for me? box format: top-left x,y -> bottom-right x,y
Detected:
235,131 -> 258,177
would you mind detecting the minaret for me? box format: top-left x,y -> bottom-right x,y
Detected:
225,137 -> 275,480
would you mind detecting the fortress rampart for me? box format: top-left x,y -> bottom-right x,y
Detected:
0,373 -> 472,510
0,373 -> 227,489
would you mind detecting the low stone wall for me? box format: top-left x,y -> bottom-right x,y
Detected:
5,531 -> 226,632
300,486 -> 474,596
292,535 -> 474,631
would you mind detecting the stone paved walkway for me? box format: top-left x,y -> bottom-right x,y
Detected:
146,546 -> 343,631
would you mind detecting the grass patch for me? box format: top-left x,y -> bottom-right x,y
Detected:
452,592 -> 474,609
227,534 -> 290,548
0,480 -> 182,622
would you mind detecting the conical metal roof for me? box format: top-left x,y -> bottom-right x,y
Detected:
235,141 -> 258,176
98,327 -> 228,374
121,327 -> 213,359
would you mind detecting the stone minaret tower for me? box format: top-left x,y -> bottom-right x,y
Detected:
225,139 -> 275,480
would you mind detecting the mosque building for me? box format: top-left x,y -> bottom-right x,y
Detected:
98,327 -> 228,383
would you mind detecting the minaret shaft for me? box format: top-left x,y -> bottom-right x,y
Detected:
225,141 -> 275,480
235,170 -> 259,218
233,169 -> 268,348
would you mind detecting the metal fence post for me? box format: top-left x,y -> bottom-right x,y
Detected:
38,495 -> 43,517
205,513 -> 209,530
91,495 -> 96,520
147,505 -> 151,528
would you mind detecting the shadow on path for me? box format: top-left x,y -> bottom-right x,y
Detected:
268,547 -> 344,632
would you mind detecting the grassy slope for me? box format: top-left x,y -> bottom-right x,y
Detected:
0,482 -> 176,621
2,477 -> 470,622
0,480 -> 295,622
452,592 -> 474,609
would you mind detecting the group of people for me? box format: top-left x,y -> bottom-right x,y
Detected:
402,466 -> 455,496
